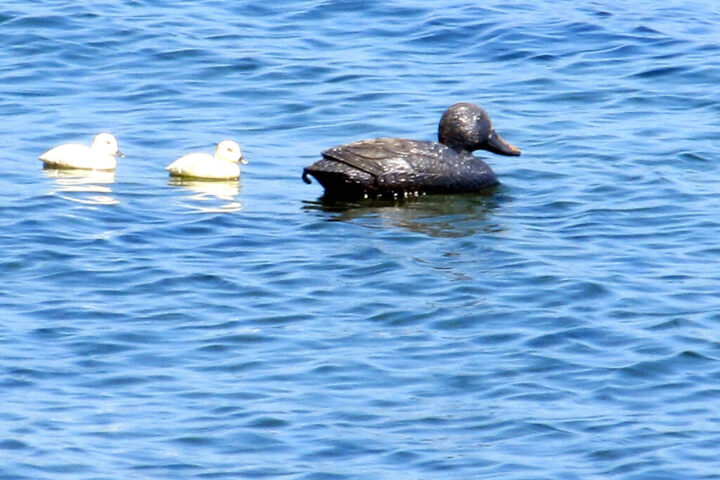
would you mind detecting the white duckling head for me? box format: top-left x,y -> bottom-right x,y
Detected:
214,140 -> 247,164
91,133 -> 124,157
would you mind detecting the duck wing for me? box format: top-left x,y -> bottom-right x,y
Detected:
321,138 -> 442,178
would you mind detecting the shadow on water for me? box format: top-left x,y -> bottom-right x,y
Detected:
302,188 -> 507,238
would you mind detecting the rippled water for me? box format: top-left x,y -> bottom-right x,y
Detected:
2,1 -> 720,478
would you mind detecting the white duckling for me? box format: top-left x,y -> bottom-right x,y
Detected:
166,140 -> 246,180
39,133 -> 123,170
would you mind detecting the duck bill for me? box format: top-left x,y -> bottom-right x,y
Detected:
116,150 -> 125,158
485,130 -> 521,156
238,156 -> 248,165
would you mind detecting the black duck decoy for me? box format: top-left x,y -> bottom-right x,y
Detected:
302,102 -> 521,199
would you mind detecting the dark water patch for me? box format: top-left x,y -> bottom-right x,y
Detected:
67,340 -> 136,356
630,65 -> 691,79
616,351 -> 715,382
0,439 -> 30,451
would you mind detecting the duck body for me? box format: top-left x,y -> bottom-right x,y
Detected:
305,138 -> 499,198
39,133 -> 122,171
166,153 -> 240,180
302,103 -> 520,199
166,140 -> 246,180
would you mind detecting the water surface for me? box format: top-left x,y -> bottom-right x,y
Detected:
2,1 -> 720,478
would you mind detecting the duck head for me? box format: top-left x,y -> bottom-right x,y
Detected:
214,140 -> 248,164
91,133 -> 124,157
438,102 -> 521,156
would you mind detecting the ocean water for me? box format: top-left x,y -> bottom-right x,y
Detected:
2,1 -> 720,478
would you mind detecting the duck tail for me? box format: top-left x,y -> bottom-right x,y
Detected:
301,168 -> 313,184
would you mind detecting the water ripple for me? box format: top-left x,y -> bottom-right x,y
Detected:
2,0 -> 720,479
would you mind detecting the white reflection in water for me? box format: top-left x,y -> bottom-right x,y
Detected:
43,168 -> 118,206
167,177 -> 243,213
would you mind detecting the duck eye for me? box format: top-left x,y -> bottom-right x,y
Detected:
227,147 -> 233,152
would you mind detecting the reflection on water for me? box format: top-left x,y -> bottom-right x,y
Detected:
43,168 -> 118,206
167,177 -> 243,213
303,192 -> 505,238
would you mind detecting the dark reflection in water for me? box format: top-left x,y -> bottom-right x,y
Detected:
303,190 -> 506,238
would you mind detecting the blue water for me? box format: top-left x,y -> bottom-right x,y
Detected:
2,1 -> 720,478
